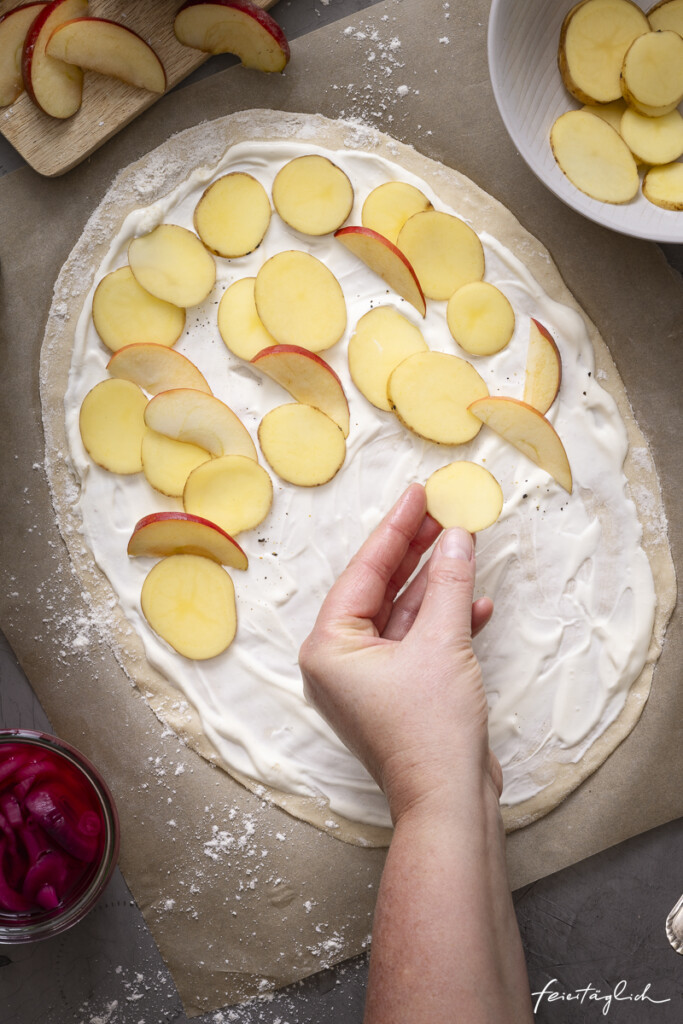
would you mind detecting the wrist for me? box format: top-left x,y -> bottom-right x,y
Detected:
388,752 -> 503,833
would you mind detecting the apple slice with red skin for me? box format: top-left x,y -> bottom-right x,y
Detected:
145,388 -> 257,460
469,396 -> 572,493
128,511 -> 248,570
523,319 -> 562,415
22,0 -> 87,119
107,343 -> 212,396
250,344 -> 350,438
0,2 -> 48,107
335,226 -> 426,317
45,18 -> 166,93
174,0 -> 289,72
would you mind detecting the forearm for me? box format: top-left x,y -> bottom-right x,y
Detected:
364,770 -> 533,1024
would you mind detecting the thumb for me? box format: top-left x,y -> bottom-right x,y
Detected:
411,528 -> 476,648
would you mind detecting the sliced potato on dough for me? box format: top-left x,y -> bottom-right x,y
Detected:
558,0 -> 649,104
550,110 -> 639,204
348,306 -> 428,412
397,210 -> 485,301
446,281 -> 515,357
272,155 -> 353,236
258,403 -> 346,487
183,454 -> 273,536
361,181 -> 432,245
79,378 -> 148,475
254,250 -> 346,352
141,430 -> 211,498
218,277 -> 278,361
388,351 -> 488,446
92,266 -> 185,353
425,461 -> 503,533
194,172 -> 271,258
129,224 -> 216,308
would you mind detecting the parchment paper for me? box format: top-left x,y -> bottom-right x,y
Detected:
0,0 -> 681,1015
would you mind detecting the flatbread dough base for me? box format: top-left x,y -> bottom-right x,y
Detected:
40,110 -> 675,847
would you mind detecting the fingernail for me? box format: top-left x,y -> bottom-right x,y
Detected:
440,528 -> 473,561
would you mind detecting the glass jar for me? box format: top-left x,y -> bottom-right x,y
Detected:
0,730 -> 120,943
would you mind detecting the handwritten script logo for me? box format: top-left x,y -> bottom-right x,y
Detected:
532,978 -> 672,1016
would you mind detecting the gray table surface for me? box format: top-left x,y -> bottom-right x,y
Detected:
1,2 -> 681,1021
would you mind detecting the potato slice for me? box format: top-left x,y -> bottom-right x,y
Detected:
92,267 -> 185,353
361,181 -> 433,244
194,172 -> 271,258
107,343 -> 211,395
129,224 -> 216,307
648,0 -> 683,35
79,378 -> 148,474
272,155 -> 354,235
523,319 -> 562,416
558,0 -> 649,104
217,277 -> 277,361
348,306 -> 428,412
183,455 -> 273,535
642,161 -> 683,210
388,351 -> 488,445
258,403 -> 346,487
141,554 -> 237,660
620,107 -> 683,165
251,345 -> 350,437
128,512 -> 248,570
469,397 -> 572,493
446,281 -> 515,357
254,250 -> 346,352
141,430 -> 212,498
580,99 -> 629,133
550,110 -> 639,203
144,388 -> 257,460
425,462 -> 503,533
397,210 -> 485,301
621,30 -> 683,116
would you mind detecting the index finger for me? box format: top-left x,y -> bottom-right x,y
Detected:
316,484 -> 429,629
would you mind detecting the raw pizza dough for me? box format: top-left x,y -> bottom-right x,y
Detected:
40,111 -> 675,845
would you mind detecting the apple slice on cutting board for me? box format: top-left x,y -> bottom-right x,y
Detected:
523,319 -> 562,415
250,344 -> 350,437
388,350 -> 488,446
218,277 -> 278,360
144,388 -> 257,460
254,250 -> 347,353
335,226 -> 426,317
0,2 -> 48,107
92,267 -> 186,353
174,0 -> 290,72
469,396 -> 573,493
141,431 -> 212,498
45,17 -> 166,93
348,306 -> 428,412
129,225 -> 216,308
258,403 -> 346,487
128,511 -> 248,570
22,0 -> 88,119
141,554 -> 237,660
107,344 -> 211,396
79,378 -> 148,475
183,455 -> 273,535
272,155 -> 354,236
425,461 -> 503,533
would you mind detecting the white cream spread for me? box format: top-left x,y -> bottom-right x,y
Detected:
63,139 -> 656,829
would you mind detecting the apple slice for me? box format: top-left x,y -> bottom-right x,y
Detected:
128,511 -> 248,570
0,2 -> 47,107
107,343 -> 211,396
254,250 -> 347,353
469,396 -> 572,493
174,0 -> 290,72
258,403 -> 346,487
446,281 -> 515,357
388,351 -> 488,445
22,0 -> 87,118
141,430 -> 212,498
141,554 -> 237,660
335,226 -> 426,318
194,172 -> 271,258
272,155 -> 354,236
79,378 -> 148,475
361,181 -> 433,245
425,461 -> 503,533
348,306 -> 427,412
183,455 -> 273,535
144,388 -> 257,460
128,225 -> 216,308
523,319 -> 562,415
92,267 -> 185,354
45,18 -> 166,93
217,277 -> 278,360
397,211 -> 485,302
250,344 -> 350,437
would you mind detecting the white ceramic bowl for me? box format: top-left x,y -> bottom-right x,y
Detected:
487,0 -> 683,242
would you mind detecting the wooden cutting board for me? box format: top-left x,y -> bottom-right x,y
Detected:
0,0 -> 279,176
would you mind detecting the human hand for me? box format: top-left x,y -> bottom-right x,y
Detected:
299,483 -> 501,824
